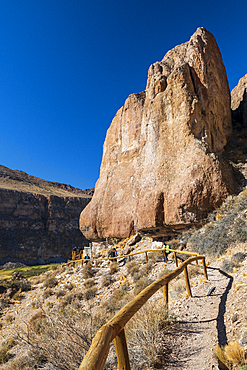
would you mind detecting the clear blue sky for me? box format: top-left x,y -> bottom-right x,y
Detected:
0,0 -> 246,190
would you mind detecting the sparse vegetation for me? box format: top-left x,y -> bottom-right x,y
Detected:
43,276 -> 58,288
43,287 -> 54,299
84,286 -> 97,300
101,273 -> 113,287
188,188 -> 247,256
134,277 -> 152,295
109,262 -> 119,274
82,262 -> 94,279
84,278 -> 95,288
126,261 -> 140,276
214,342 -> 247,369
126,300 -> 177,369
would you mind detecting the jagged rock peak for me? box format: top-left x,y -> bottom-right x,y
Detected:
80,27 -> 236,241
231,74 -> 247,127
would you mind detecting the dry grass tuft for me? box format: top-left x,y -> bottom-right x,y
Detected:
43,276 -> 58,288
84,278 -> 95,289
214,342 -> 247,369
109,262 -> 119,274
126,300 -> 176,369
126,261 -> 140,276
101,274 -> 113,287
43,287 -> 54,299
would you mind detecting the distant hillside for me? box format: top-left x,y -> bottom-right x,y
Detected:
0,165 -> 94,198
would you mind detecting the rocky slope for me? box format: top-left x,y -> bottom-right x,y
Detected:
80,27 -> 237,241
0,238 -> 247,369
0,165 -> 93,265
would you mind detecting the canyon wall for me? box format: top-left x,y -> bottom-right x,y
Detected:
80,27 -> 236,240
0,166 -> 92,265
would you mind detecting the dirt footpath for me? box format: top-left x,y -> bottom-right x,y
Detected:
167,265 -> 234,369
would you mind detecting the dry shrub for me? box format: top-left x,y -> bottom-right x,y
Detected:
0,345 -> 11,364
220,259 -> 238,274
28,310 -> 47,336
126,261 -> 140,276
134,277 -> 151,295
169,279 -> 186,300
84,278 -> 95,289
101,274 -> 113,287
103,287 -> 129,313
82,262 -> 94,279
158,267 -> 172,279
56,289 -> 65,298
16,309 -> 92,370
132,272 -> 141,282
140,261 -> 154,276
224,342 -> 246,366
214,342 -> 247,369
188,265 -> 202,279
43,276 -> 58,288
64,282 -> 74,291
43,287 -> 54,299
4,313 -> 15,326
109,262 -> 119,274
60,291 -> 84,308
12,288 -> 24,301
84,286 -> 97,301
126,300 -> 176,369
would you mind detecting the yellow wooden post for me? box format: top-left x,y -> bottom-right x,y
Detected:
184,266 -> 192,297
202,258 -> 208,280
145,252 -> 148,263
173,251 -> 178,267
163,283 -> 168,309
81,259 -> 84,267
163,251 -> 167,263
114,328 -> 131,370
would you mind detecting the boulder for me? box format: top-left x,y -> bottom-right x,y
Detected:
126,233 -> 142,246
80,27 -> 236,240
231,74 -> 247,127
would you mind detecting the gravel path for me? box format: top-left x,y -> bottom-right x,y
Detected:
166,265 -> 233,369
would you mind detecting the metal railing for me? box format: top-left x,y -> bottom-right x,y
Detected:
77,253 -> 208,370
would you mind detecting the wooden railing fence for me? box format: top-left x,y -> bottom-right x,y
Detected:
68,247 -> 200,269
77,253 -> 208,370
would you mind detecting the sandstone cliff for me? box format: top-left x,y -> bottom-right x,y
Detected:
0,166 -> 92,265
80,27 -> 236,240
231,74 -> 247,127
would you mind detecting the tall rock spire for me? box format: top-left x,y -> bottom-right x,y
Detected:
80,27 -> 236,240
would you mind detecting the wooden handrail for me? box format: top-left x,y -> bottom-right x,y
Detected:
78,255 -> 207,370
66,247 -> 199,268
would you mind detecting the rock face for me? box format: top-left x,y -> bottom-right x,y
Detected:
0,166 -> 92,265
80,27 -> 236,241
231,74 -> 247,127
